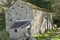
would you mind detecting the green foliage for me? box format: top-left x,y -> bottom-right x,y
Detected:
26,0 -> 60,13
0,30 -> 10,40
27,0 -> 59,13
27,0 -> 52,10
35,30 -> 55,40
51,34 -> 60,40
35,29 -> 60,40
0,13 -> 9,39
0,13 -> 5,30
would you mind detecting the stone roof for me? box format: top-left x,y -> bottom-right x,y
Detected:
10,20 -> 31,29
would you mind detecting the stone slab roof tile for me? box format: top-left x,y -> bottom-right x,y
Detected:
10,20 -> 31,29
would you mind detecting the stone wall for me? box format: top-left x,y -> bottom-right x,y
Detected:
9,25 -> 30,39
5,0 -> 33,32
31,9 -> 53,36
31,9 -> 44,37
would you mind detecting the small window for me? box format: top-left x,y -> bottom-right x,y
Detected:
28,28 -> 30,30
21,6 -> 23,8
27,28 -> 31,35
15,29 -> 17,32
12,8 -> 14,9
10,19 -> 12,21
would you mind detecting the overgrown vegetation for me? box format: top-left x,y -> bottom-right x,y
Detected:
35,34 -> 60,40
51,34 -> 60,40
26,0 -> 57,12
0,30 -> 10,40
35,30 -> 55,40
0,13 -> 5,30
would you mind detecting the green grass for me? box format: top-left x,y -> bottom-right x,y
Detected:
51,34 -> 60,40
35,29 -> 60,40
0,30 -> 10,40
35,30 -> 55,40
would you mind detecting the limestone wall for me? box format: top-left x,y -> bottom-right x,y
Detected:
31,9 -> 44,36
9,27 -> 27,39
9,25 -> 31,39
31,9 -> 53,36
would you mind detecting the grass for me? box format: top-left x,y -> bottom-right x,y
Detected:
35,30 -> 55,40
0,30 -> 10,40
35,29 -> 60,40
51,34 -> 60,40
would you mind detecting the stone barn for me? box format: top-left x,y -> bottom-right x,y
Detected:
5,0 -> 53,39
